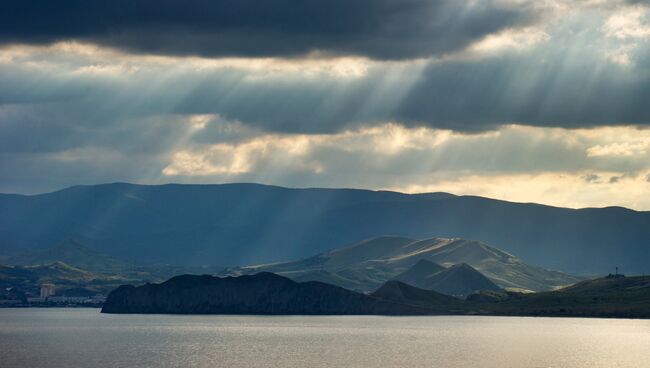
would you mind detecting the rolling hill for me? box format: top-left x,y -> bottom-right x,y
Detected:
231,236 -> 582,292
391,259 -> 445,286
2,182 -> 649,274
8,239 -> 132,272
0,262 -> 132,295
2,240 -> 228,294
480,275 -> 650,318
393,262 -> 502,297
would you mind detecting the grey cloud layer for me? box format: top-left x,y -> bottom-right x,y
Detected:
2,0 -> 650,205
2,39 -> 650,145
0,0 -> 533,60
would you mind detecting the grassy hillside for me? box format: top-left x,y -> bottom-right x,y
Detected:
9,239 -> 132,272
371,275 -> 650,319
233,236 -> 582,292
0,262 -> 133,295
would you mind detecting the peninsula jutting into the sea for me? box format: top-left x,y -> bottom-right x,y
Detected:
101,271 -> 650,319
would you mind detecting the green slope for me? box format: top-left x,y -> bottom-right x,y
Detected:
233,236 -> 582,292
9,239 -> 132,272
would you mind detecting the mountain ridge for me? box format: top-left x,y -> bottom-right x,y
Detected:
232,236 -> 582,293
101,272 -> 434,315
101,272 -> 650,319
11,182 -> 648,213
2,182 -> 649,274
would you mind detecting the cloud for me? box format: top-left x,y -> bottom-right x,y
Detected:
586,142 -> 650,157
604,4 -> 650,39
584,174 -> 602,183
3,0 -> 650,211
84,122 -> 650,177
3,31 -> 650,137
4,120 -> 650,209
156,123 -> 650,209
0,0 -> 535,60
396,39 -> 650,130
462,26 -> 550,56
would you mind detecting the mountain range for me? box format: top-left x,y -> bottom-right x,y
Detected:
2,182 -> 649,275
231,236 -> 582,292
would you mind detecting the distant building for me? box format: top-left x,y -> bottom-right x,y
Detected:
48,296 -> 90,303
40,284 -> 56,299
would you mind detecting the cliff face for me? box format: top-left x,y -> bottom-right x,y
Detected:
101,272 -> 433,315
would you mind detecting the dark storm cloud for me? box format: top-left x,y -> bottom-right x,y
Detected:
395,59 -> 650,131
2,41 -> 650,147
0,0 -> 535,60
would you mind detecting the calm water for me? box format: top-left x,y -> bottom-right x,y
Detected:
1,308 -> 649,368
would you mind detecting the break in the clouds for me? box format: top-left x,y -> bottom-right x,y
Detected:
2,0 -> 650,209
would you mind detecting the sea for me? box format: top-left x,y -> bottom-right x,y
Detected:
1,308 -> 648,368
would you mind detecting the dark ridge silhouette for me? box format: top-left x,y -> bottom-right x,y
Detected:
102,272 -> 650,318
421,263 -> 502,296
370,280 -> 465,309
392,262 -> 501,297
392,259 -> 446,287
101,272 -> 433,315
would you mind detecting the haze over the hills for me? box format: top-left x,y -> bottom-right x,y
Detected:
0,240 -> 224,298
2,183 -> 649,275
1,234 -> 578,297
8,239 -> 131,273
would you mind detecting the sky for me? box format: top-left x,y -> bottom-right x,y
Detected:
2,0 -> 650,210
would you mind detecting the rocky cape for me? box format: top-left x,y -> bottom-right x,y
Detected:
102,272 -> 650,318
101,272 -> 434,315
